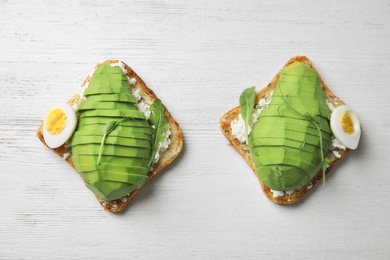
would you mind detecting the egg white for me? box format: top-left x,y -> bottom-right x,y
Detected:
43,103 -> 77,149
330,105 -> 361,150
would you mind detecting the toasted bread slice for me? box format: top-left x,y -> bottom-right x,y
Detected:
219,56 -> 353,204
37,60 -> 184,212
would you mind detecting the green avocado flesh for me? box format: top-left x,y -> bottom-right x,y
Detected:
248,62 -> 331,191
83,171 -> 149,186
71,135 -> 151,148
77,117 -> 149,127
84,93 -> 137,103
73,125 -> 153,137
71,63 -> 154,201
75,163 -> 150,175
77,101 -> 137,111
72,144 -> 151,158
72,155 -> 150,168
79,109 -> 146,119
254,118 -> 332,139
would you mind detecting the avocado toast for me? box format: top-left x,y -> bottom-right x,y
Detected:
219,56 -> 361,204
37,60 -> 183,212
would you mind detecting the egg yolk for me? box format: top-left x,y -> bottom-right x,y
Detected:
45,108 -> 67,135
341,111 -> 354,135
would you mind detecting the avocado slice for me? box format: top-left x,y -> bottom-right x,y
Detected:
249,117 -> 331,141
255,116 -> 332,137
252,119 -> 332,140
74,124 -> 154,136
76,124 -> 153,136
78,109 -> 146,120
271,87 -> 328,105
72,131 -> 152,141
83,170 -> 148,186
85,93 -> 137,103
257,164 -> 318,190
250,128 -> 329,148
84,86 -> 131,96
72,144 -> 151,158
250,137 -> 321,154
72,155 -> 150,168
77,101 -> 136,112
268,95 -> 330,117
77,117 -> 149,128
281,62 -> 318,77
85,65 -> 130,97
75,162 -> 150,175
278,74 -> 318,85
71,135 -> 151,149
253,148 -> 321,173
258,108 -> 330,132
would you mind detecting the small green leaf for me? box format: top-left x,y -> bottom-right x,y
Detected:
149,99 -> 169,166
239,86 -> 256,144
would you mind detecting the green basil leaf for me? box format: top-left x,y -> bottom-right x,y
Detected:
149,98 -> 169,166
239,86 -> 256,143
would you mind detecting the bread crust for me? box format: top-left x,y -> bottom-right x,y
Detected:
36,60 -> 184,212
219,56 -> 351,204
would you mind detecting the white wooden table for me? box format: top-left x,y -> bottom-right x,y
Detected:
1,0 -> 390,259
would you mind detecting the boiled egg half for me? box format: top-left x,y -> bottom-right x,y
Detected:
43,103 -> 77,148
330,105 -> 361,150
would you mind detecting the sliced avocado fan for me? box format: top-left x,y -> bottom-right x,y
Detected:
71,63 -> 154,201
248,62 -> 331,191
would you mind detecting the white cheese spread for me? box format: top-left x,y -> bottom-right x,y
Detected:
270,189 -> 285,198
110,61 -> 127,75
230,92 -> 273,144
153,126 -> 172,164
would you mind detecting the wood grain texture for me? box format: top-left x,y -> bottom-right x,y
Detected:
1,0 -> 390,259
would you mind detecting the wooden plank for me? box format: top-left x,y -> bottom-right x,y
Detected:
1,0 -> 390,259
